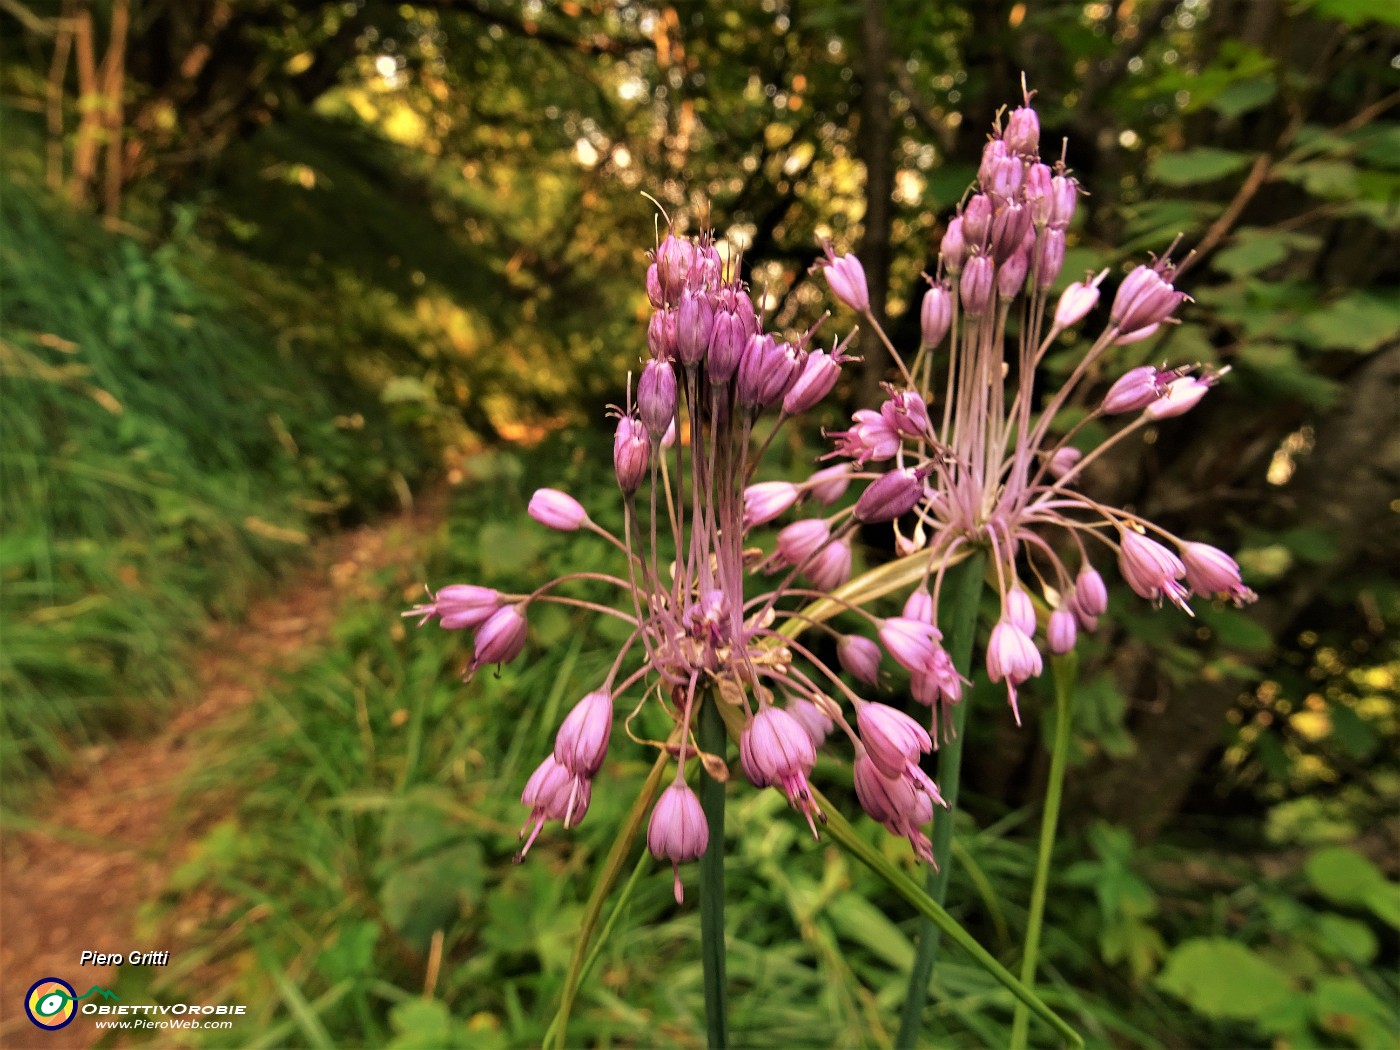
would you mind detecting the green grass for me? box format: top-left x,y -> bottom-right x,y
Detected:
0,173 -> 426,797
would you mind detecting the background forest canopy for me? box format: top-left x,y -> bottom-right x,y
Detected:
2,0 -> 1400,1046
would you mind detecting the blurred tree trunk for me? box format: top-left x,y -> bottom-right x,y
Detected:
856,0 -> 894,404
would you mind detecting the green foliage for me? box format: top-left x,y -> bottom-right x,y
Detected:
0,173 -> 424,795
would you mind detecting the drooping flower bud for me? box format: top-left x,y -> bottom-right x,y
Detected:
528,488 -> 589,531
1179,542 -> 1257,606
1004,586 -> 1037,636
1047,608 -> 1078,655
613,414 -> 649,494
1117,530 -> 1191,611
1054,269 -> 1106,328
804,463 -> 851,504
1076,566 -> 1109,617
805,535 -> 852,590
986,619 -> 1043,723
638,359 -> 678,439
788,697 -> 834,746
837,634 -> 883,685
857,702 -> 933,780
740,706 -> 822,834
743,480 -> 800,529
774,519 -> 830,566
648,780 -> 709,903
881,389 -> 931,440
782,348 -> 844,415
554,690 -> 612,777
519,754 -> 591,856
903,588 -> 934,624
1102,366 -> 1167,415
878,616 -> 944,674
1111,262 -> 1188,339
468,604 -> 528,678
852,751 -> 938,865
854,467 -> 927,523
959,254 -> 996,314
1046,446 -> 1082,480
920,282 -> 953,349
815,241 -> 870,313
405,584 -> 502,630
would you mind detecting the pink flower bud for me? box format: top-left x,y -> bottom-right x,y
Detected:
998,244 -> 1031,299
816,242 -> 870,313
804,463 -> 851,504
675,288 -> 715,366
740,706 -> 822,834
743,480 -> 800,529
1102,366 -> 1167,415
775,518 -> 830,566
940,217 -> 967,274
827,409 -> 900,465
1026,162 -> 1054,226
647,308 -> 678,360
1054,270 -> 1106,328
852,751 -> 942,864
648,780 -> 709,903
404,584 -> 502,630
962,194 -> 993,249
529,488 -> 589,531
1046,446 -> 1082,480
788,697 -> 834,746
1034,227 -> 1065,290
987,619 -> 1043,722
920,283 -> 953,349
959,254 -> 996,314
519,754 -> 591,856
1047,608 -> 1077,655
805,535 -> 852,590
736,334 -> 803,410
613,414 -> 649,494
838,634 -> 883,685
854,467 -> 927,523
990,202 -> 1032,263
554,690 -> 612,777
1145,375 -> 1213,420
645,264 -> 664,308
654,235 -> 695,302
878,616 -> 944,674
1004,586 -> 1037,636
989,155 -> 1025,199
1117,530 -> 1191,610
978,137 -> 1012,191
706,309 -> 747,383
1111,262 -> 1187,338
469,604 -> 528,678
1049,175 -> 1078,228
1004,105 -> 1040,155
1180,542 -> 1257,606
783,348 -> 843,415
1076,566 -> 1109,617
638,359 -> 678,438
903,588 -> 934,624
880,389 -> 931,440
857,702 -> 933,779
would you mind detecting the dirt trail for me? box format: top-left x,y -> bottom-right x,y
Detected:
0,497 -> 444,1049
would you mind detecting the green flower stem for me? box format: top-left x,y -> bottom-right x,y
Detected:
896,551 -> 986,1049
811,784 -> 1084,1048
698,692 -> 730,1049
1010,651 -> 1079,1050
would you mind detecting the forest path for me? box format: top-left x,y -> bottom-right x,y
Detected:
0,494 -> 446,1049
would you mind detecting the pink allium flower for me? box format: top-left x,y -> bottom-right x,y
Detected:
856,702 -> 933,780
878,616 -> 943,673
404,584 -> 501,630
638,359 -> 678,438
903,588 -> 935,624
1180,542 -> 1257,606
804,536 -> 852,590
613,413 -> 649,494
804,463 -> 852,504
775,519 -> 831,567
813,240 -> 870,313
837,634 -> 883,685
554,690 -> 612,778
743,481 -> 801,529
1118,530 -> 1191,611
648,781 -> 709,903
854,467 -> 928,523
529,488 -> 589,532
921,282 -> 953,349
740,705 -> 822,835
987,620 -> 1043,722
787,697 -> 834,746
1047,608 -> 1078,655
467,604 -> 528,679
1053,270 -> 1106,328
852,752 -> 940,866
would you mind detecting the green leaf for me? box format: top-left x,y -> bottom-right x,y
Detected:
1236,342 -> 1342,408
1313,913 -> 1379,964
1157,938 -> 1294,1021
1296,293 -> 1400,352
1151,148 -> 1252,186
1280,526 -> 1341,565
1310,976 -> 1399,1047
1363,881 -> 1400,930
1212,78 -> 1276,119
1305,846 -> 1386,906
1279,158 -> 1360,200
1195,604 -> 1274,653
1355,124 -> 1400,169
1299,0 -> 1400,27
826,893 -> 917,971
1212,229 -> 1321,278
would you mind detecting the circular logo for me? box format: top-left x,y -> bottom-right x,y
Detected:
25,978 -> 77,1030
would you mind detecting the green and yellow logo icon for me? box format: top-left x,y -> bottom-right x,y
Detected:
24,978 -> 118,1030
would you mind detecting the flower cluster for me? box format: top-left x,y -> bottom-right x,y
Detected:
817,88 -> 1256,726
409,228 -> 952,898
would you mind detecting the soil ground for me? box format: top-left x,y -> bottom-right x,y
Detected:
0,497 -> 443,1049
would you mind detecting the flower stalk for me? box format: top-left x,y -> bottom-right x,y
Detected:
1010,651 -> 1079,1049
698,692 -> 730,1049
895,551 -> 986,1048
